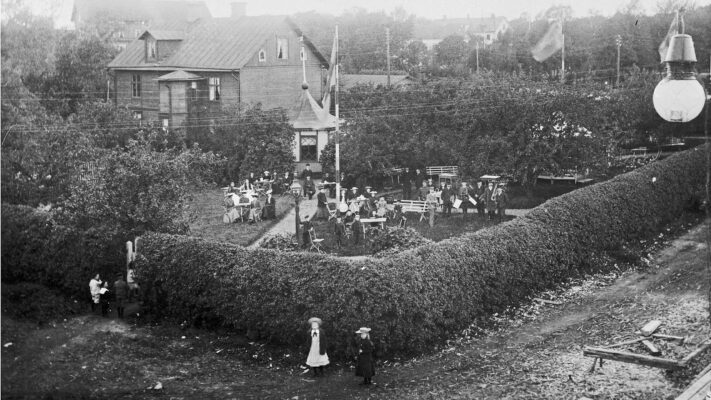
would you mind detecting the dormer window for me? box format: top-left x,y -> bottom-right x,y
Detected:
277,38 -> 288,59
258,49 -> 266,62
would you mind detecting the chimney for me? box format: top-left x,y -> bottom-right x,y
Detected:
231,2 -> 246,18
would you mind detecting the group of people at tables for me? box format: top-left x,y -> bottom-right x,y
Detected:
414,178 -> 510,222
223,171 -> 279,224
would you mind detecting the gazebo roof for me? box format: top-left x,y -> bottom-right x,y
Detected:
156,69 -> 205,81
292,85 -> 336,131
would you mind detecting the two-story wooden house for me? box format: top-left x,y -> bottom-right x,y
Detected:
107,15 -> 335,172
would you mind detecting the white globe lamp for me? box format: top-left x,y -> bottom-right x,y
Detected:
653,33 -> 706,123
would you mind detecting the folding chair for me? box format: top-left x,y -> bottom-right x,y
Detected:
308,228 -> 324,253
327,203 -> 338,221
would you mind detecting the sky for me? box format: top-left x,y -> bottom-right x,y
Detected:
23,0 -> 711,27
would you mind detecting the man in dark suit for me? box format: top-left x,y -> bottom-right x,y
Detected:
441,183 -> 454,217
475,181 -> 486,218
300,164 -> 313,196
316,188 -> 329,220
402,167 -> 412,200
414,169 -> 424,193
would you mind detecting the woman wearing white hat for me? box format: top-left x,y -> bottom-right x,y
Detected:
354,327 -> 375,385
306,317 -> 329,377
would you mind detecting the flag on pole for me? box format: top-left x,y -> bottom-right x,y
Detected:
657,15 -> 678,62
321,32 -> 338,109
531,20 -> 563,62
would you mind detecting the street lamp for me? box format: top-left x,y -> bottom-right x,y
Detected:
653,28 -> 706,122
290,181 -> 303,244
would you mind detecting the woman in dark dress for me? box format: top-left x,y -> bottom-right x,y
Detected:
355,327 -> 375,385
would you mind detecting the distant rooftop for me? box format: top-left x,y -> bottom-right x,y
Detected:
413,16 -> 508,39
72,0 -> 212,25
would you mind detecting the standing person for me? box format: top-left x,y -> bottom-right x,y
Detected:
426,187 -> 438,227
352,214 -> 363,246
99,282 -> 110,317
316,188 -> 329,220
300,164 -> 313,196
354,327 -> 375,385
441,183 -> 454,217
114,275 -> 129,318
301,215 -> 313,248
89,274 -> 102,312
459,182 -> 471,219
484,182 -> 497,220
418,181 -> 429,201
413,169 -> 424,192
262,189 -> 276,220
494,186 -> 509,221
323,172 -> 336,198
334,216 -> 346,248
475,181 -> 486,218
303,176 -> 316,200
248,172 -> 257,186
402,167 -> 412,200
306,317 -> 329,377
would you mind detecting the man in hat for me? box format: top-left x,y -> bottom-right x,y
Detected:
402,167 -> 412,200
494,186 -> 509,222
303,175 -> 316,200
414,168 -> 424,191
484,182 -> 497,220
262,189 -> 276,220
352,214 -> 363,245
300,164 -> 313,196
426,187 -> 438,227
346,186 -> 358,203
334,216 -> 346,248
459,181 -> 471,219
316,188 -> 329,220
441,183 -> 455,217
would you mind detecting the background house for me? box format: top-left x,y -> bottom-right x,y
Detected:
107,13 -> 332,172
413,15 -> 509,50
71,0 -> 212,51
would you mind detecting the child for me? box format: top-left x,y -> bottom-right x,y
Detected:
355,327 -> 375,385
334,216 -> 346,248
99,281 -> 110,317
306,317 -> 329,377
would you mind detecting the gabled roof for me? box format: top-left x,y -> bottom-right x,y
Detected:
72,0 -> 211,24
292,86 -> 336,130
139,30 -> 185,40
108,16 -> 328,71
341,74 -> 412,90
156,70 -> 205,81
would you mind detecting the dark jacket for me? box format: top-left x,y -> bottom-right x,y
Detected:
441,188 -> 454,204
352,220 -> 363,236
114,279 -> 129,300
495,191 -> 509,209
335,222 -> 346,237
300,169 -> 312,180
317,192 -> 327,207
263,195 -> 276,219
414,172 -> 424,189
355,338 -> 375,378
484,187 -> 496,210
308,328 -> 327,355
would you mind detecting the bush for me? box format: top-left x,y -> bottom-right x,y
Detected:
135,148 -> 706,359
369,227 -> 432,257
1,204 -> 125,299
1,283 -> 82,322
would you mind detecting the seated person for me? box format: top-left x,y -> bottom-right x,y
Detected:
228,181 -> 237,193
344,210 -> 355,224
240,178 -> 253,192
376,197 -> 388,217
303,176 -> 316,200
248,196 -> 261,223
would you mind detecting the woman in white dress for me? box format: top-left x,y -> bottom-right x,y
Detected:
306,317 -> 329,377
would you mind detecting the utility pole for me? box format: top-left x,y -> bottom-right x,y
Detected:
386,27 -> 391,87
616,35 -> 622,87
475,42 -> 480,73
560,23 -> 565,83
335,25 -> 341,206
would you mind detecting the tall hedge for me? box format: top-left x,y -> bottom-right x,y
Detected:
1,204 -> 125,299
136,148 -> 705,358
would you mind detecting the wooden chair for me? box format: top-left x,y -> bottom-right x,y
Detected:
308,228 -> 324,253
327,203 -> 338,221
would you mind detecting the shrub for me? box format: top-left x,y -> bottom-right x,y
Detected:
1,204 -> 124,299
258,233 -> 300,252
369,227 -> 432,257
135,148 -> 706,359
1,283 -> 83,322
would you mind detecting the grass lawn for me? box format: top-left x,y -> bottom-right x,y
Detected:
307,211 -> 514,257
188,187 -> 294,247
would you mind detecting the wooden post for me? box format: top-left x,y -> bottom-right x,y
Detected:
583,347 -> 683,370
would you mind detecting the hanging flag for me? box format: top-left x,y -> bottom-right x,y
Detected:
657,15 -> 678,62
321,32 -> 338,108
531,20 -> 563,62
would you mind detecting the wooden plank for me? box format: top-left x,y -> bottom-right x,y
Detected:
583,347 -> 683,370
640,320 -> 662,336
642,340 -> 662,356
675,369 -> 711,400
607,338 -> 646,348
680,339 -> 711,366
653,334 -> 686,342
533,298 -> 563,305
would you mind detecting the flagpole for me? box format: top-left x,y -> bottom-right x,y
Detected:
334,25 -> 341,205
560,19 -> 565,83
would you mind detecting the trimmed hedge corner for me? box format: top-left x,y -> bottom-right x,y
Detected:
136,148 -> 706,358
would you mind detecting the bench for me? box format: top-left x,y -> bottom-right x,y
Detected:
396,200 -> 429,222
426,166 -> 459,176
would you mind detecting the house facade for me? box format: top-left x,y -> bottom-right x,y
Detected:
107,15 -> 333,172
414,15 -> 509,50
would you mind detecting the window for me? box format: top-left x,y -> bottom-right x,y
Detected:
277,38 -> 288,59
131,74 -> 141,97
299,47 -> 306,61
299,135 -> 317,161
147,39 -> 157,59
162,118 -> 169,131
258,49 -> 266,62
208,77 -> 221,101
132,111 -> 142,120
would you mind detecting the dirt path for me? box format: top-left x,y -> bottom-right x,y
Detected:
3,219 -> 708,399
